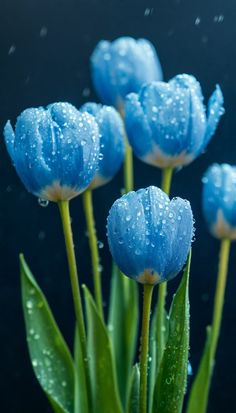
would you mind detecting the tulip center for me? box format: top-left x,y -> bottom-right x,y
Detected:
137,269 -> 161,285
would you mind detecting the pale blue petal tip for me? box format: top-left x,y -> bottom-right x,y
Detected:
202,84 -> 225,148
107,186 -> 193,284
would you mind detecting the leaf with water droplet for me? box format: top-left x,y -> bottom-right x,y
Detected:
152,251 -> 191,413
20,254 -> 75,413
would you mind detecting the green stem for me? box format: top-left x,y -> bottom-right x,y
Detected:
210,238 -> 231,365
57,200 -> 91,409
139,284 -> 154,413
82,189 -> 104,320
118,107 -> 134,193
156,167 -> 173,366
161,166 -> 173,195
124,137 -> 134,193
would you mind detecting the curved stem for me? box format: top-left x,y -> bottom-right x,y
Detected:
156,167 -> 173,366
139,284 -> 154,413
82,189 -> 104,320
57,200 -> 91,409
210,238 -> 231,361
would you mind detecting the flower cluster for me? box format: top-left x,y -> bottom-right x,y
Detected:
3,35 -> 233,413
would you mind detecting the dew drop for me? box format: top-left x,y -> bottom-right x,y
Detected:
26,300 -> 33,309
38,198 -> 49,208
97,240 -> 104,249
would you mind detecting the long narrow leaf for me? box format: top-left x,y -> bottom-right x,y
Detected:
126,364 -> 140,413
74,326 -> 89,413
186,326 -> 212,413
20,254 -> 75,413
83,285 -> 123,413
152,252 -> 191,413
149,306 -> 169,411
108,264 -> 139,407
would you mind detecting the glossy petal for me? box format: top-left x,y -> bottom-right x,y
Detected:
107,186 -> 193,284
4,102 -> 100,201
202,164 -> 236,240
125,74 -> 224,169
169,74 -> 207,156
81,103 -> 125,188
201,85 -> 224,150
91,37 -> 163,108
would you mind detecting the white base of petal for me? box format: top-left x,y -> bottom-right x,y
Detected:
39,181 -> 80,202
136,268 -> 161,285
89,174 -> 110,190
143,144 -> 193,168
211,209 -> 236,240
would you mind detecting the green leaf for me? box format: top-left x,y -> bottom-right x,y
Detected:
149,305 -> 169,409
74,326 -> 89,413
108,264 -> 139,407
149,310 -> 158,412
126,364 -> 140,413
152,251 -> 191,413
186,326 -> 212,413
83,285 -> 123,413
20,254 -> 75,413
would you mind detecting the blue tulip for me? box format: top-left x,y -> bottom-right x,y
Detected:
107,186 -> 193,284
4,102 -> 100,201
125,74 -> 224,168
91,37 -> 163,109
80,102 -> 125,188
202,164 -> 236,240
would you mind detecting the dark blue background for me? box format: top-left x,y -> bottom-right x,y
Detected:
0,0 -> 235,412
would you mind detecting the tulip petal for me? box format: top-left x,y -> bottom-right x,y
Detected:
125,93 -> 153,159
81,103 -> 125,188
202,85 -> 225,149
107,191 -> 147,278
